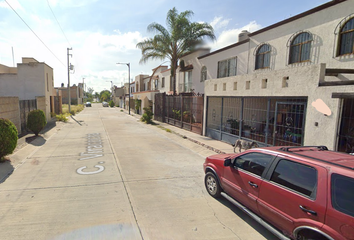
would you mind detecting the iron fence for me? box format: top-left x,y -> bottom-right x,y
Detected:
154,92 -> 204,135
206,96 -> 307,146
19,99 -> 37,134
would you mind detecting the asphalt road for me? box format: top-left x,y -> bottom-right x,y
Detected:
0,103 -> 279,240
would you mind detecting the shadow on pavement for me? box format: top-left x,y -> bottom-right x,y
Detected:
216,197 -> 281,240
0,159 -> 14,184
25,136 -> 46,146
70,116 -> 82,126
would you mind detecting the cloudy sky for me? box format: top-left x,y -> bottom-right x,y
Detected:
0,0 -> 329,93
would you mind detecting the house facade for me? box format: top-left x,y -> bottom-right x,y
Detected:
176,48 -> 210,94
197,0 -> 354,152
0,57 -> 57,121
56,83 -> 84,105
112,85 -> 125,107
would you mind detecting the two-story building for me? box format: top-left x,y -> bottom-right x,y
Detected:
0,57 -> 58,125
195,0 -> 354,152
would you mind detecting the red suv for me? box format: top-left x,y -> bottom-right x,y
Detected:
203,146 -> 354,240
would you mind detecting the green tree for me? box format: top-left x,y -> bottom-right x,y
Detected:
87,87 -> 94,95
84,87 -> 94,102
100,90 -> 111,102
136,7 -> 215,93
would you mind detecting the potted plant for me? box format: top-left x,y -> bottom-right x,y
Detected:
243,124 -> 252,137
226,119 -> 239,135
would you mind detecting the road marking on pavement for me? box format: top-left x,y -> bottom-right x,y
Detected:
76,164 -> 105,175
77,133 -> 105,175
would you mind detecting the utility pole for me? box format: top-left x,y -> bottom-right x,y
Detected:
67,48 -> 73,113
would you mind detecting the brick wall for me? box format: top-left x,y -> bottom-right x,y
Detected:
0,97 -> 21,134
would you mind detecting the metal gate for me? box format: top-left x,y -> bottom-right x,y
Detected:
273,102 -> 306,146
19,99 -> 37,134
206,96 -> 307,146
154,92 -> 204,135
337,98 -> 354,153
154,92 -> 165,122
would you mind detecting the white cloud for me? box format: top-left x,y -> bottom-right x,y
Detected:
210,16 -> 230,31
48,0 -> 99,8
67,29 -> 161,93
211,21 -> 262,50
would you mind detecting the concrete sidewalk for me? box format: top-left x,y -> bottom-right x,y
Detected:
1,118 -> 66,183
119,108 -> 234,155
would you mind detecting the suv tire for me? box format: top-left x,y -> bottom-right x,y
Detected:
297,230 -> 329,240
205,172 -> 221,198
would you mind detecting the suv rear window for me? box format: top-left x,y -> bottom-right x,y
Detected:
332,174 -> 354,217
270,159 -> 317,198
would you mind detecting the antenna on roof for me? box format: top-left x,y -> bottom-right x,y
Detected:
11,46 -> 15,67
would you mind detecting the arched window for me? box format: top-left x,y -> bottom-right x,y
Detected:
201,66 -> 207,82
255,44 -> 271,69
338,17 -> 354,56
289,32 -> 312,64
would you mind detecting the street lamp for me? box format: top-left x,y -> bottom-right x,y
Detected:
116,63 -> 130,115
67,48 -> 73,113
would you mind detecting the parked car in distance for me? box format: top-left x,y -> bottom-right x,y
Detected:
102,101 -> 109,107
204,145 -> 354,240
85,102 -> 92,107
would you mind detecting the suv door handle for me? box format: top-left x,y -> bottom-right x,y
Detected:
248,181 -> 258,188
299,205 -> 317,216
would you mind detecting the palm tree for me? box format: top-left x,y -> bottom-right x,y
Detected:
136,7 -> 215,94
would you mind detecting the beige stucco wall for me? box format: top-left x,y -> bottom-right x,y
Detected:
0,64 -> 17,74
36,96 -> 48,120
0,97 -> 21,134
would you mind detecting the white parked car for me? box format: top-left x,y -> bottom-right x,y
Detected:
102,101 -> 109,107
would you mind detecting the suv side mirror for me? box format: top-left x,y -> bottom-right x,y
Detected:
224,158 -> 232,167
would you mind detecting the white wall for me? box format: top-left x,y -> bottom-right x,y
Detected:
247,0 -> 354,73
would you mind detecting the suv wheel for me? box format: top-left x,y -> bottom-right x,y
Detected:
205,172 -> 221,198
297,230 -> 329,240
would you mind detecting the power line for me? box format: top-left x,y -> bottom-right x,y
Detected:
4,0 -> 66,67
46,0 -> 72,48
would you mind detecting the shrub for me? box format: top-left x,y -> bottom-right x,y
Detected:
135,99 -> 141,111
27,109 -> 47,136
56,114 -> 69,122
62,104 -> 84,114
0,118 -> 18,160
141,107 -> 154,124
70,110 -> 76,116
172,109 -> 181,120
109,100 -> 115,107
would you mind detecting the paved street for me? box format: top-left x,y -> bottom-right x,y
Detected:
0,104 -> 279,240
